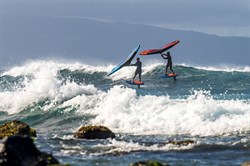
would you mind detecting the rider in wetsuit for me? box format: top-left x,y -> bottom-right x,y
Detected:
161,51 -> 175,75
130,57 -> 142,82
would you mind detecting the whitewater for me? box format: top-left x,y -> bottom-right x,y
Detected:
0,60 -> 250,166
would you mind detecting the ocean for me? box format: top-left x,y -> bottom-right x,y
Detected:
0,60 -> 249,166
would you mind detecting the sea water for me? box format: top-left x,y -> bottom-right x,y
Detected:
0,60 -> 249,166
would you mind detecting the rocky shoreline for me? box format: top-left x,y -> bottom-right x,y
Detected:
0,120 -> 249,166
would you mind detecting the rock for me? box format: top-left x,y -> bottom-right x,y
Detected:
129,160 -> 170,166
74,125 -> 115,139
166,140 -> 195,146
242,161 -> 250,166
0,120 -> 36,139
0,135 -> 61,166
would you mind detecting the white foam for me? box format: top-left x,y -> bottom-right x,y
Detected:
82,88 -> 250,136
198,66 -> 250,72
58,138 -> 193,156
0,60 -> 99,114
1,60 -> 112,77
180,63 -> 250,72
94,139 -> 193,155
1,60 -> 249,137
1,59 -> 158,81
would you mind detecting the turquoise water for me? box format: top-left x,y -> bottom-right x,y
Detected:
0,60 -> 250,165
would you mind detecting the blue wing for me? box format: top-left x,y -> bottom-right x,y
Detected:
107,45 -> 140,76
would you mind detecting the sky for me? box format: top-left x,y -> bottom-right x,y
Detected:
1,0 -> 250,37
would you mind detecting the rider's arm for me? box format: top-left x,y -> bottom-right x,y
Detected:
161,54 -> 167,59
129,62 -> 138,66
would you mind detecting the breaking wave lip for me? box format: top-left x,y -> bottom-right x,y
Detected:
0,60 -> 101,114
180,63 -> 250,72
1,60 -> 114,77
1,60 -> 249,80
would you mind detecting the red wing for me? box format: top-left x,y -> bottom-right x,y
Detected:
140,40 -> 180,55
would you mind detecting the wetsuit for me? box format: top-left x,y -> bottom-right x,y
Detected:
161,53 -> 175,74
131,61 -> 142,81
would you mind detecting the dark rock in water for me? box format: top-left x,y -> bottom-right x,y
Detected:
130,160 -> 170,166
242,161 -> 250,166
74,125 -> 115,139
0,120 -> 36,139
166,140 -> 195,146
0,135 -> 60,166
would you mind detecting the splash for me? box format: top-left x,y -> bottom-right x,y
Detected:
86,88 -> 250,136
0,60 -> 99,114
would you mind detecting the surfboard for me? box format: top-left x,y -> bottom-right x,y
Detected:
126,80 -> 144,85
140,40 -> 179,55
160,73 -> 178,80
107,45 -> 140,76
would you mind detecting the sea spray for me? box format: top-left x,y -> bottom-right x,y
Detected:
88,87 -> 250,136
0,60 -> 99,114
